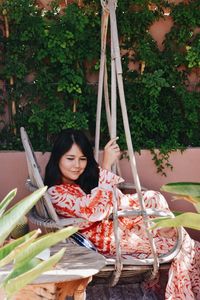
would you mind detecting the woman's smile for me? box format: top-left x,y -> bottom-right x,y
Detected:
59,143 -> 87,184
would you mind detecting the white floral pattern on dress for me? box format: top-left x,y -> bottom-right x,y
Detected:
48,167 -> 200,300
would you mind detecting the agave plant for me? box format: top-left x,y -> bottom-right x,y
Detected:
0,188 -> 78,299
152,182 -> 200,231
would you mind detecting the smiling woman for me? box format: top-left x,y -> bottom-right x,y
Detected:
59,144 -> 88,184
44,128 -> 99,194
43,128 -> 200,300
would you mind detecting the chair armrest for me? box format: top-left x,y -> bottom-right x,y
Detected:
118,182 -> 147,191
25,178 -> 38,191
59,217 -> 86,227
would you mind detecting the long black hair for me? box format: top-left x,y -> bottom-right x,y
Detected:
44,129 -> 99,194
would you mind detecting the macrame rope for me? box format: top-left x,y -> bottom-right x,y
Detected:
101,0 -> 117,11
96,0 -> 160,283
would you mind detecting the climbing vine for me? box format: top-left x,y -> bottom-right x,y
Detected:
0,0 -> 199,174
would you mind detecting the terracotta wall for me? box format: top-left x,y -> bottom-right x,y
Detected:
0,148 -> 200,240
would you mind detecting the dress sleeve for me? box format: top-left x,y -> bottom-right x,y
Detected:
48,184 -> 113,222
48,168 -> 124,223
98,167 -> 124,190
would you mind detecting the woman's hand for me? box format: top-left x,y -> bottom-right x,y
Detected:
102,137 -> 121,171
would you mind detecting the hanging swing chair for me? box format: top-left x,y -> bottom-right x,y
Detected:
20,0 -> 183,287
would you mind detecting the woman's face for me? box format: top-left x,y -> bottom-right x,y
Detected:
59,143 -> 87,184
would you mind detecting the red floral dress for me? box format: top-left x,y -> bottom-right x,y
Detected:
48,168 -> 200,300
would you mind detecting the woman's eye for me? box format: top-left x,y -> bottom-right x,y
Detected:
80,157 -> 87,161
66,157 -> 74,161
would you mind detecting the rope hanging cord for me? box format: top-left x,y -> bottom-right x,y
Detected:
96,0 -> 160,283
101,0 -> 117,11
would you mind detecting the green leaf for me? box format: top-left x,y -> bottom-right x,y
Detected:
0,230 -> 40,268
2,257 -> 41,285
14,226 -> 78,267
3,248 -> 66,299
161,182 -> 200,212
161,182 -> 200,199
0,187 -> 47,245
0,189 -> 17,218
151,212 -> 200,231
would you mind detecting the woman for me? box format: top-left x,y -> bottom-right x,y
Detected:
45,128 -> 200,300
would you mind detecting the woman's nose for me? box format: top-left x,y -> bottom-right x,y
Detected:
74,159 -> 80,168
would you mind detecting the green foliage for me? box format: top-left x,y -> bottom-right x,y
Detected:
186,35 -> 200,68
0,0 -> 200,174
151,149 -> 173,177
0,188 -> 78,299
152,182 -> 200,231
0,0 -> 100,150
0,188 -> 47,244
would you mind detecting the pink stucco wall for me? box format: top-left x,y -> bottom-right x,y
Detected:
0,148 -> 200,240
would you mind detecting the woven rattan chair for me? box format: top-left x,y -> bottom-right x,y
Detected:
20,127 -> 183,287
